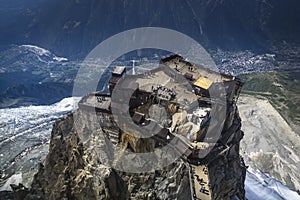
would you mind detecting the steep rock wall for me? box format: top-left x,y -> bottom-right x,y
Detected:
14,100 -> 246,200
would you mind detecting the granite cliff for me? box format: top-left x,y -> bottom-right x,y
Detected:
14,108 -> 245,199
13,56 -> 246,200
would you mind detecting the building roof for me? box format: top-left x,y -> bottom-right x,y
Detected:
157,128 -> 171,139
193,77 -> 213,90
80,94 -> 111,111
184,72 -> 193,80
112,66 -> 126,76
160,54 -> 183,63
132,112 -> 145,124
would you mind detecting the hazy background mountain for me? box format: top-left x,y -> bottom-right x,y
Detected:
0,0 -> 300,59
1,0 -> 299,107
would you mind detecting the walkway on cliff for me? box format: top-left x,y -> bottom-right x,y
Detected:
189,164 -> 212,200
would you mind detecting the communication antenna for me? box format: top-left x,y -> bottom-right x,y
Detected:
130,59 -> 138,75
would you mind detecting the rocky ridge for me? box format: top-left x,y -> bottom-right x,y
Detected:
12,56 -> 247,199
14,101 -> 245,199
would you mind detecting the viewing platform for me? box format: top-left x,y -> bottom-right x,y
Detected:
190,164 -> 212,200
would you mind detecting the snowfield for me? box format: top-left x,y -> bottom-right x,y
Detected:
245,167 -> 300,200
20,45 -> 51,56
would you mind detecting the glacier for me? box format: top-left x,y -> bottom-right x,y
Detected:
0,97 -> 80,188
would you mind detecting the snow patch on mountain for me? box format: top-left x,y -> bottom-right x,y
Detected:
20,45 -> 51,57
19,44 -> 69,64
0,173 -> 22,191
245,167 -> 300,200
53,56 -> 68,62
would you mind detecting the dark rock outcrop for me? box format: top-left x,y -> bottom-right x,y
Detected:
17,110 -> 192,199
22,114 -> 127,200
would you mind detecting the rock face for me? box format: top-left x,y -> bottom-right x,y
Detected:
20,114 -> 127,200
14,103 -> 246,199
14,56 -> 246,199
207,107 -> 246,200
15,110 -> 191,200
